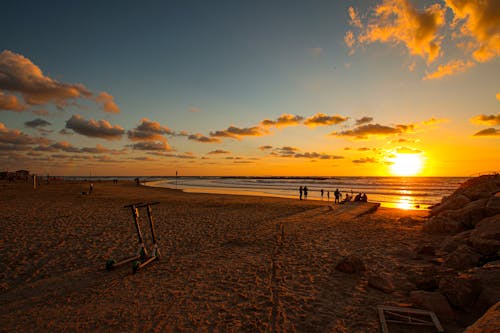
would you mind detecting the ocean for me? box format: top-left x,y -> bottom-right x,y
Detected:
146,176 -> 469,210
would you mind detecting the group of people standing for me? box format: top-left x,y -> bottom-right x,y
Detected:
298,186 -> 368,203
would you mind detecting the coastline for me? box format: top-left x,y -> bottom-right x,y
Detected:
1,180 -> 466,332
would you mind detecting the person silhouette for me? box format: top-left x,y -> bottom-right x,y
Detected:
334,188 -> 340,204
299,186 -> 303,200
304,186 -> 308,200
320,189 -> 324,200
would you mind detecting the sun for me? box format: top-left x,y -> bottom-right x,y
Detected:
389,153 -> 423,176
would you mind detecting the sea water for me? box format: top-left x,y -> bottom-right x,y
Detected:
147,176 -> 468,210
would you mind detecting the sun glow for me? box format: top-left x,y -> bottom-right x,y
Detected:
389,153 -> 423,176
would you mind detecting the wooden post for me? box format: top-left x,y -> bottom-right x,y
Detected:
33,175 -> 37,190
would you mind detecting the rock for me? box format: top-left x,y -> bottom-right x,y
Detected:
408,265 -> 439,291
470,214 -> 500,256
410,290 -> 455,319
463,301 -> 500,333
335,255 -> 366,274
439,274 -> 481,308
414,244 -> 435,256
441,199 -> 489,228
438,230 -> 473,255
471,267 -> 500,312
461,176 -> 500,201
430,193 -> 471,217
442,245 -> 481,271
367,272 -> 395,293
485,196 -> 500,215
483,260 -> 500,268
423,215 -> 465,234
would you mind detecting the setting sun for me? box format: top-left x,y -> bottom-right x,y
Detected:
389,154 -> 423,176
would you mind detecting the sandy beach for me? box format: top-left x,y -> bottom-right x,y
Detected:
1,180 -> 468,332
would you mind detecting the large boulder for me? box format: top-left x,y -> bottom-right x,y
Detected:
407,265 -> 439,291
430,194 -> 471,217
423,215 -> 465,234
439,274 -> 481,309
410,290 -> 455,320
460,176 -> 500,201
471,268 -> 500,312
442,245 -> 481,271
463,301 -> 500,333
367,271 -> 395,293
441,199 -> 489,228
469,214 -> 500,256
485,195 -> 500,216
438,230 -> 473,255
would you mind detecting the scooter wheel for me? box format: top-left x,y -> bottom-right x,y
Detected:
105,259 -> 116,270
132,260 -> 140,273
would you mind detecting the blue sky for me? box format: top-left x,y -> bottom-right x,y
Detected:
1,0 -> 499,176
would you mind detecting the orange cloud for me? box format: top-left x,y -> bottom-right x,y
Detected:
348,6 -> 363,28
95,92 -> 120,113
357,0 -> 446,63
259,145 -> 273,151
0,91 -> 25,111
127,118 -> 173,142
260,114 -> 304,127
470,113 -> 500,126
65,115 -> 124,140
496,92 -> 500,102
423,59 -> 475,80
0,50 -> 119,112
304,113 -> 349,127
344,31 -> 356,55
188,133 -> 221,143
0,122 -> 50,147
473,128 -> 500,137
446,0 -> 500,62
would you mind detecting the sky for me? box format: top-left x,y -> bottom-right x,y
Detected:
0,0 -> 499,177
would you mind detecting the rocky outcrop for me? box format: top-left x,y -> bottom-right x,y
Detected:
418,174 -> 500,328
469,214 -> 500,256
439,274 -> 481,309
410,290 -> 455,319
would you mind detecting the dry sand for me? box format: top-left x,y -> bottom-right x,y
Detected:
1,180 -> 458,332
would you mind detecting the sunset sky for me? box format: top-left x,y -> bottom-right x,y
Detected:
1,0 -> 499,177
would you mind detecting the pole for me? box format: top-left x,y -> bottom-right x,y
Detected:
176,171 -> 178,189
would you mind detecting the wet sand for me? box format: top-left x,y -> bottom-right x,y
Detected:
1,180 -> 456,332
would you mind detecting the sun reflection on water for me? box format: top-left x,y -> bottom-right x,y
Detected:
396,196 -> 414,210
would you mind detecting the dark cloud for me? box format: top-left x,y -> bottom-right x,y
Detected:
51,141 -> 80,153
210,125 -> 268,140
0,122 -> 50,145
188,133 -> 221,143
259,145 -> 273,151
304,113 -> 349,127
352,157 -> 378,163
260,114 -> 304,127
65,114 -> 124,140
25,118 -> 52,129
396,146 -> 422,154
127,118 -> 173,142
130,141 -> 172,151
470,113 -> 500,126
473,128 -> 500,137
332,123 -> 412,139
355,116 -> 373,125
59,129 -> 73,135
208,149 -> 230,154
294,152 -> 344,160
